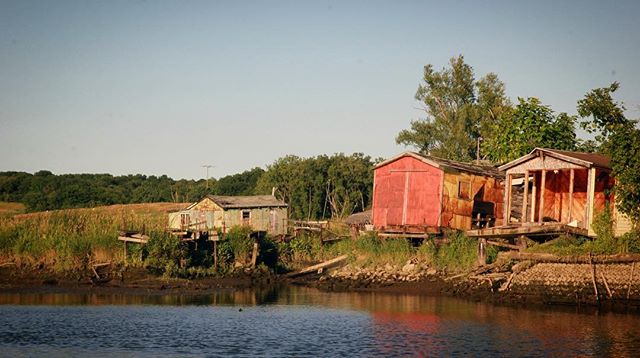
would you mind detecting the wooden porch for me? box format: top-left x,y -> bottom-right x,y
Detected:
466,222 -> 588,238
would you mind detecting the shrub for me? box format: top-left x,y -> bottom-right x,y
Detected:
145,234 -> 187,276
225,226 -> 254,264
433,231 -> 478,272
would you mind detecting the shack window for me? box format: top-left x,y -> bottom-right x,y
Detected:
458,181 -> 471,200
241,210 -> 251,224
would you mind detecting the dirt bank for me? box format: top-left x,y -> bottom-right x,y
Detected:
0,265 -> 275,296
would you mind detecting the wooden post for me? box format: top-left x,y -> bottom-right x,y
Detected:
538,170 -> 546,223
530,172 -> 537,223
504,174 -> 513,225
123,241 -> 128,265
522,170 -> 529,223
586,167 -> 596,233
251,242 -> 259,268
568,169 -> 575,222
213,240 -> 218,268
478,238 -> 487,265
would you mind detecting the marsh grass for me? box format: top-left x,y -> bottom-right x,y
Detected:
0,203 -> 181,273
526,207 -> 640,256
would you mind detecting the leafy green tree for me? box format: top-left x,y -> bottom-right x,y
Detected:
578,82 -> 640,225
255,153 -> 375,219
396,55 -> 511,161
483,97 -> 578,163
214,167 -> 264,196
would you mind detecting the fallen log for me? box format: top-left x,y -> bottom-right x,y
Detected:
501,252 -> 640,264
286,255 -> 349,278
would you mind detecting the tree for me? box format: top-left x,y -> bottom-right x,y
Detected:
578,83 -> 640,225
396,55 -> 511,161
255,153 -> 375,219
483,97 -> 578,163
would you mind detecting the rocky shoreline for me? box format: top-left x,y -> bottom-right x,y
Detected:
2,259 -> 640,312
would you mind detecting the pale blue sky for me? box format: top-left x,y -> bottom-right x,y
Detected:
1,0 -> 639,179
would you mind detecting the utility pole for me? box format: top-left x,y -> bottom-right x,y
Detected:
201,164 -> 214,189
476,137 -> 483,164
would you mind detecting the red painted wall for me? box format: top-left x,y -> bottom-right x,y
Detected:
372,156 -> 443,229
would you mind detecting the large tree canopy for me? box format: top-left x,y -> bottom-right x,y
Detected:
255,153 -> 375,219
578,83 -> 640,225
483,97 -> 578,163
396,55 -> 511,161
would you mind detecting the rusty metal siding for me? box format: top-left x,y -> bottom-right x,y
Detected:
372,156 -> 443,229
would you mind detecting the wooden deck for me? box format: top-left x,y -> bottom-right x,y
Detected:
466,222 -> 589,239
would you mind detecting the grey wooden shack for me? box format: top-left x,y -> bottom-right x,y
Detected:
168,195 -> 288,235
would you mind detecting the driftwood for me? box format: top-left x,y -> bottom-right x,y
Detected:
286,255 -> 349,278
601,271 -> 613,298
590,254 -> 600,304
499,272 -> 517,292
502,252 -> 640,264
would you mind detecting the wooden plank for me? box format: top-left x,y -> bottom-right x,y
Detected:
522,170 -> 529,223
486,240 -> 522,250
568,169 -> 574,222
601,271 -> 612,298
590,254 -> 600,303
538,170 -> 546,223
118,236 -> 149,244
466,223 -> 588,238
286,255 -> 349,278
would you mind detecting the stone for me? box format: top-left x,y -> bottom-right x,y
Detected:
402,263 -> 416,273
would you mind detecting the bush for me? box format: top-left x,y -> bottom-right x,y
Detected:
145,234 -> 187,276
225,226 -> 254,264
433,231 -> 478,272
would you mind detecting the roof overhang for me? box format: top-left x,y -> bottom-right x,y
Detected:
498,147 -> 609,171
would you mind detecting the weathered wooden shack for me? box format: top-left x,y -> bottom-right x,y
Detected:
168,195 -> 288,236
372,152 -> 504,236
468,148 -> 632,238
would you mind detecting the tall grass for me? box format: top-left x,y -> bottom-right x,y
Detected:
526,207 -> 640,256
0,205 -> 169,273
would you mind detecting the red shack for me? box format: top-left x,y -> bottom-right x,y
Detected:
372,152 -> 504,236
468,147 -> 633,238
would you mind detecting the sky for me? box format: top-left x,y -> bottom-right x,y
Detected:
1,0 -> 639,180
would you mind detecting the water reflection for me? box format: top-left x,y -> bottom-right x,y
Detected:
1,286 -> 639,356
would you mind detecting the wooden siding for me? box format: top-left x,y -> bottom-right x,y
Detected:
505,155 -> 583,175
615,209 -> 633,237
441,172 -> 503,230
372,154 -> 503,231
168,197 -> 288,235
372,156 -> 443,229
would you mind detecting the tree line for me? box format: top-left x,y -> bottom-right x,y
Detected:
0,154 -> 376,219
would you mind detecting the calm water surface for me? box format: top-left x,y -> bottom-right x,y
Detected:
0,287 -> 639,357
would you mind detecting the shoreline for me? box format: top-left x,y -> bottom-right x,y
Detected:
2,265 -> 640,314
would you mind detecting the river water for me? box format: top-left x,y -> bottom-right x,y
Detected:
0,287 -> 639,357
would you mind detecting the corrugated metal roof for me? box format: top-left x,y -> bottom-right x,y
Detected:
375,152 -> 503,178
188,195 -> 288,210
